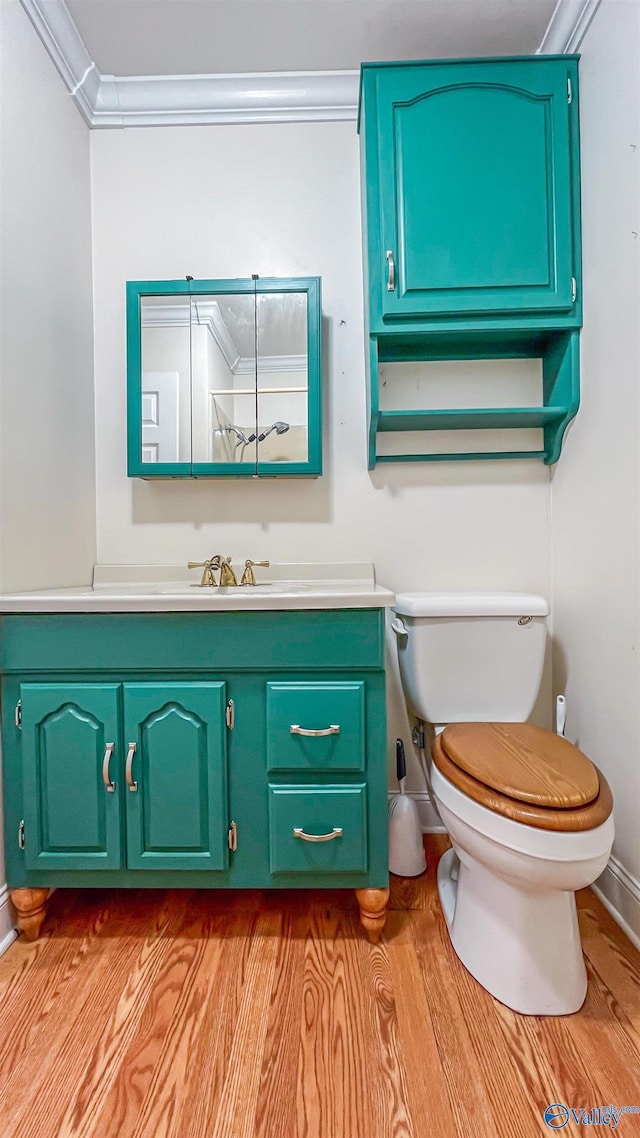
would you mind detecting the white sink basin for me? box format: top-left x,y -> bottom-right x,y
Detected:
0,564 -> 395,613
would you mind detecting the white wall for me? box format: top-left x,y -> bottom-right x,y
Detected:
0,1 -> 96,593
551,0 -> 640,943
91,121 -> 553,800
0,0 -> 96,944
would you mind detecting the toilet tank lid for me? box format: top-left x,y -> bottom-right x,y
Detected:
393,592 -> 549,618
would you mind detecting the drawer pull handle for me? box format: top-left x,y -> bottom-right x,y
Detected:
290,724 -> 340,737
102,742 -> 115,792
125,742 -> 138,792
293,827 -> 343,843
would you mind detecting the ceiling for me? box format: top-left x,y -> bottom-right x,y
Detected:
64,0 -> 557,77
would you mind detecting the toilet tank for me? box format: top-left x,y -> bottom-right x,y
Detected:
393,592 -> 549,724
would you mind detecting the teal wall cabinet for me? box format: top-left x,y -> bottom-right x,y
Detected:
127,277 -> 322,479
359,57 -> 582,466
2,611 -> 389,942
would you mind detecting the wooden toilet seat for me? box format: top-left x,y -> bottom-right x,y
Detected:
433,722 -> 613,832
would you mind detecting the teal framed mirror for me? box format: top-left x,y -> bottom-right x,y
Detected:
126,276 -> 322,478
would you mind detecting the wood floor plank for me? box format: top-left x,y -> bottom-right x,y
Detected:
253,906 -> 308,1138
580,896 -> 640,1032
130,909 -> 257,1138
0,892 -> 188,1138
354,913 -> 416,1138
56,895 -> 220,1138
210,909 -> 283,1138
295,909 -> 374,1138
384,910 -> 459,1138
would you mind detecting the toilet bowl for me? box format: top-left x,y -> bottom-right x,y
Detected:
392,592 -> 615,1016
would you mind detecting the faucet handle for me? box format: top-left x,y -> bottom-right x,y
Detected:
240,560 -> 270,587
188,558 -> 219,587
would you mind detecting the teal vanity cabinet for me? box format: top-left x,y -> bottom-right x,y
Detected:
1,611 -> 389,942
19,681 -> 228,872
358,57 -> 582,466
127,277 -> 322,479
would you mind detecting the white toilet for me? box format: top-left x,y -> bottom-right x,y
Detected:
392,592 -> 614,1016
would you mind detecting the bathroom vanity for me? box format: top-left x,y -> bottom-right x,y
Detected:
0,564 -> 393,942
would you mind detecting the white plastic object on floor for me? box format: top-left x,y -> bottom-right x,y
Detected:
389,739 -> 427,877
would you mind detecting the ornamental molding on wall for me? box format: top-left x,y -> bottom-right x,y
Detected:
20,0 -> 602,129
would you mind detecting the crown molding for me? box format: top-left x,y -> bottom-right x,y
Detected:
19,0 -> 99,124
19,0 -> 359,127
537,0 -> 602,54
23,0 -> 596,129
141,302 -> 305,375
93,71 -> 360,128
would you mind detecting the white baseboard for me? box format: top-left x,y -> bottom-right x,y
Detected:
592,855 -> 640,953
388,790 -> 447,833
0,884 -> 18,957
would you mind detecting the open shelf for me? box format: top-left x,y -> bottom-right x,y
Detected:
377,406 -> 570,432
368,329 -> 580,468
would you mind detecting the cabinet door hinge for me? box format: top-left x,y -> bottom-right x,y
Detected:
15,700 -> 22,729
571,276 -> 577,303
567,77 -> 573,104
18,820 -> 25,849
225,699 -> 235,729
228,820 -> 238,851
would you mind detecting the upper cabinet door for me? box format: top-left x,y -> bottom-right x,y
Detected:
127,277 -> 322,478
21,683 -> 122,871
123,683 -> 228,871
370,60 -> 576,322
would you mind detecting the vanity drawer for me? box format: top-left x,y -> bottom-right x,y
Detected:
266,682 -> 365,772
268,785 -> 367,874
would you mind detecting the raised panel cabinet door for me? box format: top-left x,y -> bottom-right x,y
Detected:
123,683 -> 227,870
20,683 -> 122,870
374,60 -> 575,320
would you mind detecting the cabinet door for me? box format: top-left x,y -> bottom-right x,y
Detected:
123,683 -> 227,870
21,683 -> 122,870
374,61 -> 575,320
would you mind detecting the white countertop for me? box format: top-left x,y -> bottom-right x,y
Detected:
0,563 -> 395,614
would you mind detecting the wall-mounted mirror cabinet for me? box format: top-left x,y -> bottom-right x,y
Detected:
127,277 -> 322,477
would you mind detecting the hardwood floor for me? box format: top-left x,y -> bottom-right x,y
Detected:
0,836 -> 639,1138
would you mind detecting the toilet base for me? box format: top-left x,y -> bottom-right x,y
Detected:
437,847 -> 588,1016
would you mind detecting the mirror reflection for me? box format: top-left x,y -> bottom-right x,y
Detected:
136,281 -> 316,473
256,292 -> 308,464
140,295 -> 191,464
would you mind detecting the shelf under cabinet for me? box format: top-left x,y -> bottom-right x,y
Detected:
377,406 -> 570,433
368,328 -> 580,468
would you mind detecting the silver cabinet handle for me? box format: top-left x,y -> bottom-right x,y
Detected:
386,250 -> 395,291
102,742 -> 115,792
290,724 -> 340,737
293,827 -> 343,842
125,742 -> 138,792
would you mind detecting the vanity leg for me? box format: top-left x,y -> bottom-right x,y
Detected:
11,888 -> 49,942
355,887 -> 389,944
